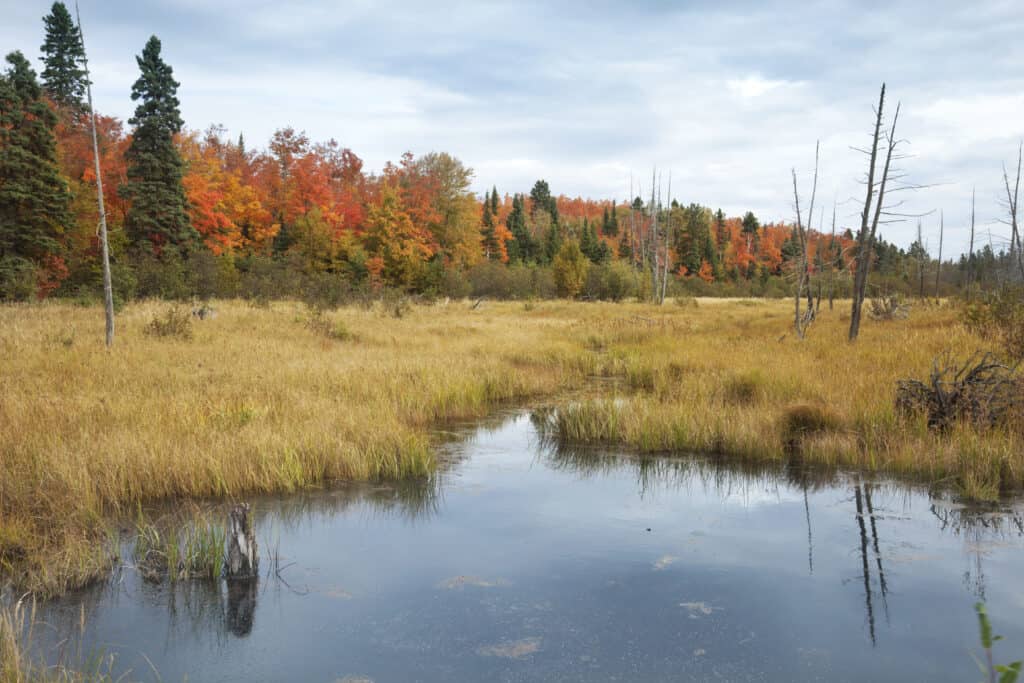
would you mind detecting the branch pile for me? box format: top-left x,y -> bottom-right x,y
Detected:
896,352 -> 1020,431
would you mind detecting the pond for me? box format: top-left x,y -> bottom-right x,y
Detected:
29,411 -> 1024,682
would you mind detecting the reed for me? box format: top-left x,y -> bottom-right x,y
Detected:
1,297 -> 1019,598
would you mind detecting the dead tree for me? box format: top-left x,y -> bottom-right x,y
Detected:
895,351 -> 1019,431
1000,142 -> 1024,281
225,503 -> 259,579
660,172 -> 672,304
791,141 -> 820,339
934,211 -> 944,299
828,203 -> 837,310
966,188 -> 976,297
921,220 -> 929,296
75,2 -> 115,348
849,84 -> 901,342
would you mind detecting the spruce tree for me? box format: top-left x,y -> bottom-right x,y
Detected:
122,36 -> 196,257
39,2 -> 88,111
0,52 -> 71,274
506,194 -> 532,263
481,194 -> 498,258
490,186 -> 499,216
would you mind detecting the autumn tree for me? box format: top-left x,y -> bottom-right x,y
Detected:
413,152 -> 481,267
39,2 -> 87,111
553,239 -> 589,298
122,36 -> 195,257
0,51 -> 72,299
362,183 -> 435,289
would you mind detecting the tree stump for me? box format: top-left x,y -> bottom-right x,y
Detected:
225,503 -> 258,579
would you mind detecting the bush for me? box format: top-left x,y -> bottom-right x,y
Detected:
0,256 -> 38,301
583,262 -> 636,301
962,287 -> 1024,359
780,403 -> 842,446
553,241 -> 589,298
144,306 -> 194,340
133,251 -> 192,300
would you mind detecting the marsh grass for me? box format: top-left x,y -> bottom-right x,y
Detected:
0,599 -> 115,683
132,509 -> 226,583
1,297 -> 1021,596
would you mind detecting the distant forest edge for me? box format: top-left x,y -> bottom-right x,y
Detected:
1,3 -> 1016,305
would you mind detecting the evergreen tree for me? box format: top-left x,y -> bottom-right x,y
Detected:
39,2 -> 88,111
741,210 -> 760,236
490,186 -> 499,216
543,220 -> 562,264
0,51 -> 71,280
481,192 -> 498,258
579,217 -> 594,260
122,36 -> 196,257
605,201 -> 619,237
506,194 -> 533,263
618,232 -> 632,260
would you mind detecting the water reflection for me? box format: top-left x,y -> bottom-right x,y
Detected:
26,411 -> 1024,683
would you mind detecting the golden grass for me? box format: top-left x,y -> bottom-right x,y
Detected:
0,297 -> 1019,598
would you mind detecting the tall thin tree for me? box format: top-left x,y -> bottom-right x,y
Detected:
934,211 -> 943,299
849,84 -> 901,342
74,1 -> 114,346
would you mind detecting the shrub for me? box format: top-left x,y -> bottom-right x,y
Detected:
0,256 -> 38,301
723,370 -> 767,406
305,310 -> 352,341
583,262 -> 636,301
144,306 -> 194,340
780,403 -> 842,446
962,287 -> 1024,359
553,240 -> 589,298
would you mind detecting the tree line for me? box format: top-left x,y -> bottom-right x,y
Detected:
1,3 -> 1011,305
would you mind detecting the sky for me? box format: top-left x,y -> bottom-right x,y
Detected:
3,0 -> 1024,256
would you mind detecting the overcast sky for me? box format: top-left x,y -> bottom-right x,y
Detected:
4,0 -> 1024,255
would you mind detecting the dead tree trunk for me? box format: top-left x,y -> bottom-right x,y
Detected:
225,503 -> 258,579
934,211 -> 944,299
791,141 -> 819,339
75,2 -> 114,348
849,83 -> 900,342
1001,142 -> 1024,282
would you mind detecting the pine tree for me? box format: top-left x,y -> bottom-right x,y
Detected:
39,2 -> 88,111
506,194 -> 533,263
580,217 -> 595,261
481,193 -> 498,259
0,52 -> 71,266
490,186 -> 499,216
122,36 -> 196,257
607,201 -> 618,237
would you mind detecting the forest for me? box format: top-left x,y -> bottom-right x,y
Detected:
3,3 -> 1018,309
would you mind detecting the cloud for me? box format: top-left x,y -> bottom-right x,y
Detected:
5,0 -> 1024,254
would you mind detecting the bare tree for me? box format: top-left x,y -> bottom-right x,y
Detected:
849,84 -> 902,342
75,1 -> 115,347
1000,142 -> 1024,281
934,211 -> 944,299
660,172 -> 672,304
828,202 -> 837,310
965,188 -> 976,296
791,141 -> 819,339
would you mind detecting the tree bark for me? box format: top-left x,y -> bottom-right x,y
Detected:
226,503 -> 258,579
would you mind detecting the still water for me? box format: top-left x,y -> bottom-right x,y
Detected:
32,411 -> 1024,681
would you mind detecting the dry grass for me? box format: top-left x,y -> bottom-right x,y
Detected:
0,297 -> 1019,599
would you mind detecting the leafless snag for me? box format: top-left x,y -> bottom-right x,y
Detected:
999,142 -> 1024,281
75,1 -> 115,348
849,84 -> 902,342
791,141 -> 819,339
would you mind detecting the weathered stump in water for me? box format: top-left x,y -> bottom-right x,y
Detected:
226,578 -> 257,636
225,503 -> 258,579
